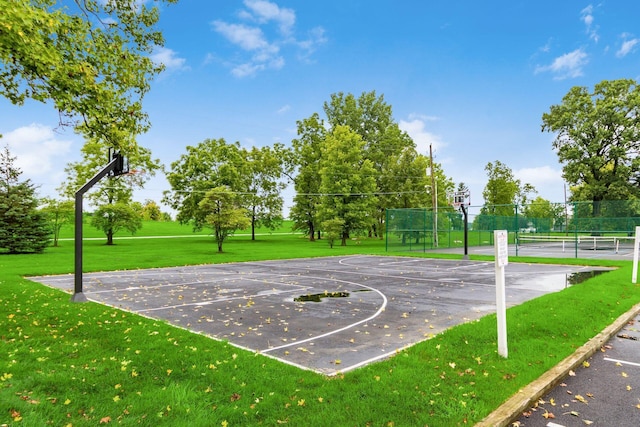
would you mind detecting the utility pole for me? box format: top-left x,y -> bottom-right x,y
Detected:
430,144 -> 438,247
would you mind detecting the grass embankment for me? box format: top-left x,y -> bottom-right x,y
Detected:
1,221 -> 638,426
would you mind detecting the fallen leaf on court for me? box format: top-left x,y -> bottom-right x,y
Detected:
575,395 -> 588,404
622,372 -> 629,377
542,410 -> 555,419
582,361 -> 590,368
569,370 -> 576,376
511,422 -> 521,427
627,385 -> 632,391
586,393 -> 593,398
583,420 -> 594,425
550,398 -> 556,406
568,411 -> 580,416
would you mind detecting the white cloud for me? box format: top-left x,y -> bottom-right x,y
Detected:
580,5 -> 599,42
2,124 -> 72,178
277,104 -> 291,114
398,117 -> 445,155
243,0 -> 295,36
515,165 -> 566,202
535,48 -> 588,80
151,46 -> 188,71
213,21 -> 272,51
617,35 -> 639,58
211,2 -> 326,78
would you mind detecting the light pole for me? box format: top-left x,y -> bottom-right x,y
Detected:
428,144 -> 438,248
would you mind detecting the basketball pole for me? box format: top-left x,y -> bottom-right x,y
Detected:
72,152 -> 126,302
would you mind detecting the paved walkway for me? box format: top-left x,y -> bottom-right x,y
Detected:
477,304 -> 640,427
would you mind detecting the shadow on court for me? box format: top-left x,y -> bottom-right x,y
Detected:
30,256 -> 612,375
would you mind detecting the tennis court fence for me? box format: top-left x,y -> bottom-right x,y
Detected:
386,200 -> 640,258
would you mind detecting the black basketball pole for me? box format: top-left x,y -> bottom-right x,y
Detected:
72,156 -> 120,302
461,204 -> 469,260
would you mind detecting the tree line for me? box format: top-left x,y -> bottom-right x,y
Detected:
2,3 -> 640,252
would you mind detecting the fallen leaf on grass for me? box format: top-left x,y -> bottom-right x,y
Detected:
100,416 -> 111,423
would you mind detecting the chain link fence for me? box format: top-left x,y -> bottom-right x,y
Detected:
386,200 -> 640,258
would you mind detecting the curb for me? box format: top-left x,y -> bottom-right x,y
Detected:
475,301 -> 640,427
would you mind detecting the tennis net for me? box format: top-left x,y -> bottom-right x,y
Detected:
517,234 -> 636,252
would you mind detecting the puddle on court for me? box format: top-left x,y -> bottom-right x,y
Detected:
294,291 -> 350,302
515,270 -> 611,292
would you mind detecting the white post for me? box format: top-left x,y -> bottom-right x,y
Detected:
494,230 -> 508,358
633,226 -> 640,284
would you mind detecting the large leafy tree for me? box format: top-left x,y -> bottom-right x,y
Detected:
198,186 -> 251,253
323,91 -> 417,235
481,160 -> 535,217
0,0 -> 176,151
163,139 -> 246,230
90,202 -> 142,245
290,113 -> 326,240
318,126 -> 378,246
542,79 -> 640,216
39,197 -> 74,247
59,138 -> 159,244
244,144 -> 287,240
0,145 -> 50,253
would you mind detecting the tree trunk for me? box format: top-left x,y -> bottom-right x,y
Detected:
251,208 -> 256,241
309,221 -> 315,241
107,228 -> 114,245
341,231 -> 348,246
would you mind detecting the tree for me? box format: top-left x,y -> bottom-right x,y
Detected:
141,199 -> 163,221
542,79 -> 640,216
90,202 -> 142,245
481,160 -> 535,216
244,144 -> 287,240
1,0 -> 176,151
163,138 -> 246,231
40,197 -> 74,246
59,138 -> 159,244
198,187 -> 251,253
323,91 -> 417,236
318,126 -> 378,246
290,113 -> 326,241
522,196 -> 563,232
0,145 -> 50,253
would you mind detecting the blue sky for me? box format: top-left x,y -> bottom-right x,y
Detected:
2,1 -> 640,216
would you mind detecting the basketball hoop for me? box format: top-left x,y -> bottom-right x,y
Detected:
450,190 -> 470,209
124,169 -> 146,176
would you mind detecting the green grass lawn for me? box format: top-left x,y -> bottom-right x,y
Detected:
1,222 -> 638,426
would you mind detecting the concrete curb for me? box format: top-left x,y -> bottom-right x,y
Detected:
475,301 -> 640,427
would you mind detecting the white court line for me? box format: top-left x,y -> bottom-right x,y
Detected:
261,275 -> 388,354
604,357 -> 640,368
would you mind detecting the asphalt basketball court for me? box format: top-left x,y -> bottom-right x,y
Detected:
30,255 -> 611,375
